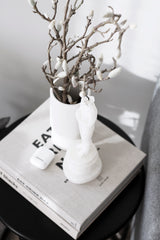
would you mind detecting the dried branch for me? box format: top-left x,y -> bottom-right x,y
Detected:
65,14 -> 92,54
117,27 -> 129,58
52,0 -> 59,20
48,31 -> 56,74
33,2 -> 51,21
62,0 -> 71,59
101,57 -> 117,74
69,19 -> 114,76
28,0 -> 129,103
74,0 -> 84,10
68,53 -> 80,63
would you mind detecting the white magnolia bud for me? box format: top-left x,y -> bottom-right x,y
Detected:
57,71 -> 67,78
116,49 -> 121,59
44,13 -> 48,19
103,8 -> 113,18
108,67 -> 121,78
55,57 -> 62,70
62,60 -> 68,73
53,78 -> 59,84
96,70 -> 103,80
56,21 -> 63,32
103,12 -> 113,18
129,24 -> 137,30
88,10 -> 94,18
58,86 -> 65,91
67,95 -> 73,104
96,54 -> 103,68
79,91 -> 85,98
48,19 -> 55,30
55,61 -> 61,70
99,54 -> 103,62
87,88 -> 92,96
78,81 -> 85,90
42,60 -> 48,67
71,76 -> 78,88
28,0 -> 37,8
51,0 -> 56,8
120,20 -> 127,26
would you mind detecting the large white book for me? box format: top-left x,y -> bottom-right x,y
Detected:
0,99 -> 145,239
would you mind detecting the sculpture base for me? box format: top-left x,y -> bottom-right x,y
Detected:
63,143 -> 102,184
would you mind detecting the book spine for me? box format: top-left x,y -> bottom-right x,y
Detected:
1,161 -> 81,231
0,166 -> 79,239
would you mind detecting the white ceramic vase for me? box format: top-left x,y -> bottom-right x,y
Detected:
50,88 -> 80,150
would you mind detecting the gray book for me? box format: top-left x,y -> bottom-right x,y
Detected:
0,99 -> 146,239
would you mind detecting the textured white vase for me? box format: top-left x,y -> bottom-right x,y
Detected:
63,142 -> 102,184
50,88 -> 80,150
63,96 -> 102,184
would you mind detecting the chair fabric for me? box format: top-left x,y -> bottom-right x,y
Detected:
134,83 -> 160,240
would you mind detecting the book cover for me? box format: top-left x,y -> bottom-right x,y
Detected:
0,167 -> 79,238
0,99 -> 146,239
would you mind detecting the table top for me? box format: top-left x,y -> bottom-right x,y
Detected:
0,115 -> 145,240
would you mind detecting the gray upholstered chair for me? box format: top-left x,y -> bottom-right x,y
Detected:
134,82 -> 160,240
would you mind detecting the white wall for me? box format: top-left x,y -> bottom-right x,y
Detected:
108,0 -> 160,81
0,1 -> 48,120
0,0 -> 157,146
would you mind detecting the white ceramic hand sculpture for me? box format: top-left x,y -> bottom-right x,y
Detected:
76,96 -> 97,156
63,95 -> 102,184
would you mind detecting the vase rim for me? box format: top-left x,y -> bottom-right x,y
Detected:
50,88 -> 80,107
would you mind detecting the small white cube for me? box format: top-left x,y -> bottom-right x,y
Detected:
30,146 -> 55,170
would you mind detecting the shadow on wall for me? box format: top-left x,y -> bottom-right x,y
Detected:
94,68 -> 155,147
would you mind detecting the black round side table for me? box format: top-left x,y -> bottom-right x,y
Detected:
0,115 -> 145,240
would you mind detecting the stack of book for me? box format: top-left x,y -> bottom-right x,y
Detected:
0,100 -> 145,239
